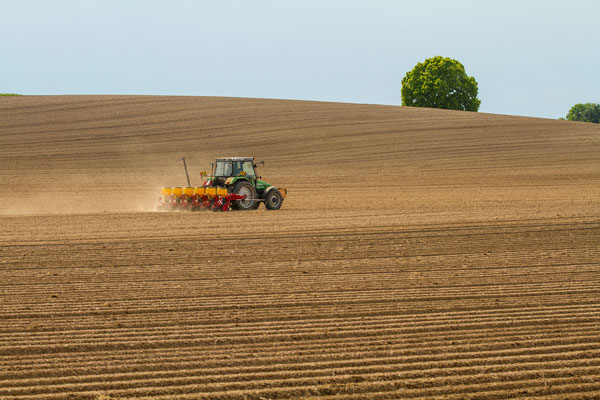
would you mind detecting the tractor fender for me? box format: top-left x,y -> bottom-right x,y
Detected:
225,176 -> 248,186
262,185 -> 277,198
262,185 -> 287,199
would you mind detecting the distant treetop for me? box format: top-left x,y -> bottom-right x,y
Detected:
565,103 -> 600,123
401,56 -> 480,112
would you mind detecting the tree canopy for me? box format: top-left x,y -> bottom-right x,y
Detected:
565,103 -> 600,123
401,56 -> 480,112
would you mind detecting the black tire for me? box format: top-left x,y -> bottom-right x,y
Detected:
231,180 -> 257,211
265,189 -> 283,210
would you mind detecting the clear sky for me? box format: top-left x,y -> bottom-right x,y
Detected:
2,0 -> 599,119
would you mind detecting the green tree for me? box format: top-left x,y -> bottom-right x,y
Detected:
565,103 -> 600,123
401,56 -> 481,111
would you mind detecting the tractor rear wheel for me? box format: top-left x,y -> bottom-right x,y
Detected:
265,189 -> 283,210
231,181 -> 257,210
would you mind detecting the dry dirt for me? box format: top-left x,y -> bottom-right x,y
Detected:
0,95 -> 599,399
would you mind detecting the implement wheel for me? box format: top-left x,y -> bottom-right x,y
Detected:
231,181 -> 257,211
265,189 -> 283,210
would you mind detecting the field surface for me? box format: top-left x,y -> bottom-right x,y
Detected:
1,96 -> 599,399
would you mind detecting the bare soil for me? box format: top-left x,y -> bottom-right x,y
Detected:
0,96 -> 599,399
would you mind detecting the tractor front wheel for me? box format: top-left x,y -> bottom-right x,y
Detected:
265,189 -> 283,210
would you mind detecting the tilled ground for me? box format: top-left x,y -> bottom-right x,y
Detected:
1,213 -> 599,399
0,96 -> 599,399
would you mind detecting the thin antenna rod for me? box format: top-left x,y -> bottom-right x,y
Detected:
177,157 -> 191,187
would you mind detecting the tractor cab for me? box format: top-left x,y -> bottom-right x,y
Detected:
214,157 -> 256,178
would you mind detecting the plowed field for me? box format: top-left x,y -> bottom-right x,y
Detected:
1,96 -> 599,399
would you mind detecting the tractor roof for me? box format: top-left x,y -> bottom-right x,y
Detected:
215,157 -> 254,162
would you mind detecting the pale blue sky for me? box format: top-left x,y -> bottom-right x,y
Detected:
2,0 -> 599,119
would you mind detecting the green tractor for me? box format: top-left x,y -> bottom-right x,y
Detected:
160,157 -> 286,211
205,157 -> 286,210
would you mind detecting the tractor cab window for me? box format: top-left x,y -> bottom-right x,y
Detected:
232,161 -> 243,176
215,160 -> 255,177
242,161 -> 256,177
215,161 -> 233,177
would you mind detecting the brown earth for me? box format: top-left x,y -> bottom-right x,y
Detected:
0,95 -> 599,399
